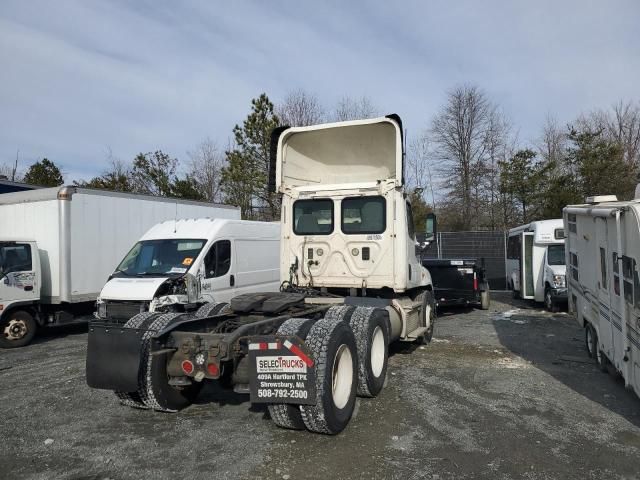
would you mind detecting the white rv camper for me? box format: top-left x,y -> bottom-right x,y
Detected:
507,219 -> 567,311
564,195 -> 640,399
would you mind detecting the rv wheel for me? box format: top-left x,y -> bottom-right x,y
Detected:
268,317 -> 315,430
300,318 -> 357,435
0,310 -> 36,348
585,323 -> 597,359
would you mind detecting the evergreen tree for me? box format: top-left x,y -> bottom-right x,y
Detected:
23,158 -> 64,187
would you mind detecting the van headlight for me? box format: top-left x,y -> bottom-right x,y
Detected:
552,274 -> 566,288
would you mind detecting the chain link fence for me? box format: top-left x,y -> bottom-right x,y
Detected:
421,231 -> 508,290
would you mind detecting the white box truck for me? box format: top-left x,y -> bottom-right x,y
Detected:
507,219 -> 567,311
0,186 -> 239,347
95,218 -> 281,321
564,194 -> 640,400
87,115 -> 437,435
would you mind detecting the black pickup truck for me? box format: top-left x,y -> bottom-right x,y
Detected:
422,258 -> 490,310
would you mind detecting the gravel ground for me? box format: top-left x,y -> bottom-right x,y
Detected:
1,293 -> 639,480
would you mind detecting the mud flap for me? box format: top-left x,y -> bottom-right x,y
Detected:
248,335 -> 316,405
85,323 -> 144,391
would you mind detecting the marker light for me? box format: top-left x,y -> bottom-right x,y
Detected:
181,360 -> 194,375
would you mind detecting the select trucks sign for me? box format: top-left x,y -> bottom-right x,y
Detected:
248,337 -> 316,405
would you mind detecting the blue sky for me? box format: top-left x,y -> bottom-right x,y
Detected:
1,0 -> 638,181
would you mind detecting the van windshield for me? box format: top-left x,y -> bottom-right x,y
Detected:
114,239 -> 206,277
547,244 -> 565,266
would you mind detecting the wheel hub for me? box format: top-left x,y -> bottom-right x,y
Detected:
332,344 -> 353,409
4,319 -> 27,340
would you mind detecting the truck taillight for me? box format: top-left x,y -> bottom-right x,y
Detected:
473,273 -> 478,291
181,360 -> 194,375
207,363 -> 219,376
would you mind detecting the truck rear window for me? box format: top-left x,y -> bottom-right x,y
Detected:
341,196 -> 386,234
293,199 -> 334,235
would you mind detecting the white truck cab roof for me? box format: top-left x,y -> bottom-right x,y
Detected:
140,218 -> 279,241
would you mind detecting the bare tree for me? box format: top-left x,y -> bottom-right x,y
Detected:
332,96 -> 379,121
482,109 -> 512,230
188,138 -> 226,203
0,150 -> 23,182
407,133 -> 436,208
430,85 -> 497,230
277,89 -> 325,127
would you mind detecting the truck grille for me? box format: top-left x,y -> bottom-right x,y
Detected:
105,301 -> 147,321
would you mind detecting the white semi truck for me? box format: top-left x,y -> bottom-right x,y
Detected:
95,218 -> 281,321
564,195 -> 640,400
0,187 -> 239,347
86,115 -> 437,435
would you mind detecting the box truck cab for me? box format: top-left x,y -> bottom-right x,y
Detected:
507,219 -> 567,311
96,219 -> 280,321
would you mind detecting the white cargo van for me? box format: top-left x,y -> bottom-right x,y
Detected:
0,186 -> 239,347
96,218 -> 280,321
507,219 -> 567,311
564,195 -> 640,399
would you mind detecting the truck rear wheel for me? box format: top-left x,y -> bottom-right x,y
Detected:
139,313 -> 203,412
417,291 -> 436,345
268,317 -> 315,430
300,317 -> 358,435
195,302 -> 230,318
349,307 -> 389,398
0,310 -> 36,348
114,312 -> 161,408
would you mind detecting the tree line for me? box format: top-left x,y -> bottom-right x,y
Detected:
3,87 -> 639,231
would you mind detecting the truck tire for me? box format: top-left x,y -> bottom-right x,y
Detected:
300,317 -> 358,435
544,287 -> 558,313
349,307 -> 389,398
416,291 -> 436,345
114,312 -> 161,408
268,317 -> 315,430
585,323 -> 597,359
195,302 -> 230,318
139,313 -> 203,412
0,310 -> 36,348
480,290 -> 490,310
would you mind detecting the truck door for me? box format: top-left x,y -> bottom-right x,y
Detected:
0,242 -> 39,305
199,240 -> 235,304
595,217 -> 615,360
521,232 -> 535,299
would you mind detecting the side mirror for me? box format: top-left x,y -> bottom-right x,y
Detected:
425,213 -> 437,242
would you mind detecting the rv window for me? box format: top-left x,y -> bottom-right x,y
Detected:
204,240 -> 231,278
547,245 -> 565,266
569,252 -> 579,281
599,248 -> 607,289
622,255 -> 636,305
293,199 -> 334,235
613,252 -> 620,295
568,214 -> 577,234
341,196 -> 386,235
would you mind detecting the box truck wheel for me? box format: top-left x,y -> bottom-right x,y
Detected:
0,310 -> 36,348
139,313 -> 203,412
480,290 -> 490,310
114,312 -> 161,409
195,302 -> 230,318
268,317 -> 316,430
300,317 -> 357,435
349,307 -> 389,398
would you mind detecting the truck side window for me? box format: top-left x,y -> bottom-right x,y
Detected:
599,248 -> 607,289
406,202 -> 415,239
204,240 -> 231,278
0,243 -> 33,276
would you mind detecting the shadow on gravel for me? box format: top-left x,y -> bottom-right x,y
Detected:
31,322 -> 88,345
492,293 -> 640,428
195,378 -> 268,414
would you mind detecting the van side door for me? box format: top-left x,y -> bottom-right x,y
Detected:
199,240 -> 235,304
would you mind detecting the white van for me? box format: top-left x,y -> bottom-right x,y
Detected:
507,219 -> 567,311
564,195 -> 640,399
96,218 -> 280,321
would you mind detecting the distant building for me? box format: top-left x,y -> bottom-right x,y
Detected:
0,177 -> 41,194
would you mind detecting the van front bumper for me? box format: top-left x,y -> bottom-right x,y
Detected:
550,287 -> 568,302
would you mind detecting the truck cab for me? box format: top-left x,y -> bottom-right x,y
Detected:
0,240 -> 41,347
